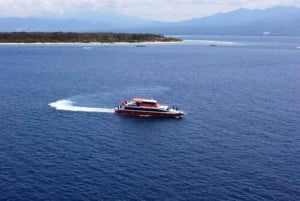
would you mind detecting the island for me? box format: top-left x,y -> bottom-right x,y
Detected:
0,32 -> 182,43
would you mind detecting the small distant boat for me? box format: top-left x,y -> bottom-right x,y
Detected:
115,98 -> 185,118
297,46 -> 300,49
136,45 -> 146,47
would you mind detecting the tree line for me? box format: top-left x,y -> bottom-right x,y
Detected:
0,32 -> 181,43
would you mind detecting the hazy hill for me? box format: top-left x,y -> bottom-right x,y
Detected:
0,17 -> 108,32
0,13 -> 158,32
172,6 -> 300,35
0,6 -> 300,35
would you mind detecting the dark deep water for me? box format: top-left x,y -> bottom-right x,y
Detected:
0,36 -> 299,201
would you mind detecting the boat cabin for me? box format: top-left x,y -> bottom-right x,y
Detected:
132,98 -> 158,107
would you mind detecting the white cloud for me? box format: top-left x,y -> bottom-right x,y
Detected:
0,0 -> 299,21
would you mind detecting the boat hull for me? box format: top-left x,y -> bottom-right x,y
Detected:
115,109 -> 184,118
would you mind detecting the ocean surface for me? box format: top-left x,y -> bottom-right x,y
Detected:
0,36 -> 299,201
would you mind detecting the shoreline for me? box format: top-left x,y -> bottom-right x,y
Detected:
0,41 -> 183,46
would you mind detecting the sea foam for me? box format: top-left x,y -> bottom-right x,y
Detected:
183,40 -> 240,46
49,100 -> 114,113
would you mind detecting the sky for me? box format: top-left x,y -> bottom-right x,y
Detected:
0,0 -> 300,21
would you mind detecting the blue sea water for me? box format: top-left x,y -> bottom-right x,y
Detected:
0,36 -> 299,201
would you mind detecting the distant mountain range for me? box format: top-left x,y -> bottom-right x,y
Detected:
1,6 -> 300,35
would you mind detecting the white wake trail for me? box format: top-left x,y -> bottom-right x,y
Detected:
49,100 -> 115,113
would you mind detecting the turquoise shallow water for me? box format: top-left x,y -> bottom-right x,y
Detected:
0,36 -> 299,200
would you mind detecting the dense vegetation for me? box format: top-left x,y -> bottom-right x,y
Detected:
0,32 -> 181,43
